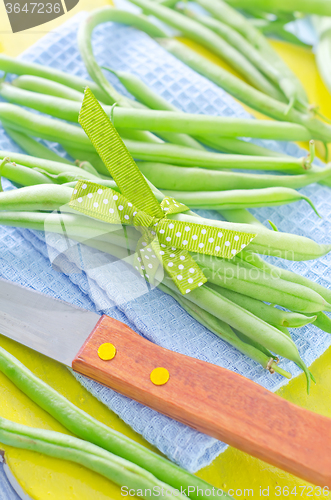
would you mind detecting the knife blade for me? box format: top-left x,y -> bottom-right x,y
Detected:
0,277 -> 331,488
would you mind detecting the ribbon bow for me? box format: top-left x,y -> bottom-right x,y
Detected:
69,88 -> 256,294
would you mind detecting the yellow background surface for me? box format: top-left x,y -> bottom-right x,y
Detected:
1,3 -> 331,499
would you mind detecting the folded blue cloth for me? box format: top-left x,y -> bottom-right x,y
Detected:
0,12 -> 331,475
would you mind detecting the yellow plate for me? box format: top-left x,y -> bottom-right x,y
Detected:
0,4 -> 331,499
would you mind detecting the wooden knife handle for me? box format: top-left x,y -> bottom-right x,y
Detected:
73,315 -> 331,487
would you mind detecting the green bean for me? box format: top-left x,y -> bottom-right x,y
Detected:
128,0 -> 284,99
0,83 -> 312,141
0,159 -> 53,187
239,251 -> 331,305
78,7 -> 168,107
2,126 -> 73,165
157,38 -> 331,143
309,312 -> 331,334
13,75 -> 85,101
0,103 -> 311,171
225,0 -> 331,15
195,0 -> 309,109
105,67 -> 286,157
137,162 -> 331,192
0,347 -> 229,499
0,54 -> 110,103
170,212 -> 331,261
159,282 -> 291,377
161,187 -> 320,215
123,141 -> 309,171
193,255 -> 329,313
163,277 -> 312,390
0,184 -> 75,211
60,146 -> 109,176
218,208 -> 266,227
0,418 -> 189,500
0,151 -> 101,181
205,284 -> 317,328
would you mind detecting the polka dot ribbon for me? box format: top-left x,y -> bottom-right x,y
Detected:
69,88 -> 256,295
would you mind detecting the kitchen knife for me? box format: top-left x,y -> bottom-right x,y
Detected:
0,277 -> 330,487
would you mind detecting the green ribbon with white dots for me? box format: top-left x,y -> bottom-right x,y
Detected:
69,88 -> 256,294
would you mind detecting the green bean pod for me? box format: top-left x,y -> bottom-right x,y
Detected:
0,184 -> 74,211
3,126 -> 73,165
13,75 -> 85,101
239,251 -> 331,305
0,347 -> 230,499
138,162 -> 331,192
159,282 -> 291,378
310,312 -> 331,334
0,54 -> 110,103
0,83 -> 312,142
0,160 -> 53,188
0,418 -> 189,500
162,187 -> 320,215
225,0 -> 331,15
205,284 -> 317,328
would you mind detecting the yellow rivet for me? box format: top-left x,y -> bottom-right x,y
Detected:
150,367 -> 170,386
98,343 -> 116,361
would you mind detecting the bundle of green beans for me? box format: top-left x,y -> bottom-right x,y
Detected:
0,347 -> 233,499
1,152 -> 331,391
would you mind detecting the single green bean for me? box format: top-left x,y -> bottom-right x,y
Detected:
217,208 -> 266,227
225,0 -> 331,15
77,7 -> 168,106
205,283 -> 317,328
3,126 -> 73,165
309,312 -> 331,334
0,417 -> 188,500
105,68 -> 286,157
13,75 -> 85,101
138,162 -> 331,192
0,83 -> 312,141
0,159 -> 53,187
161,187 -> 320,215
157,38 -> 331,142
0,347 -> 229,499
239,251 -> 331,305
0,54 -> 110,103
0,151 -> 102,181
159,282 -> 291,377
128,0 -> 284,99
0,184 -> 75,211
